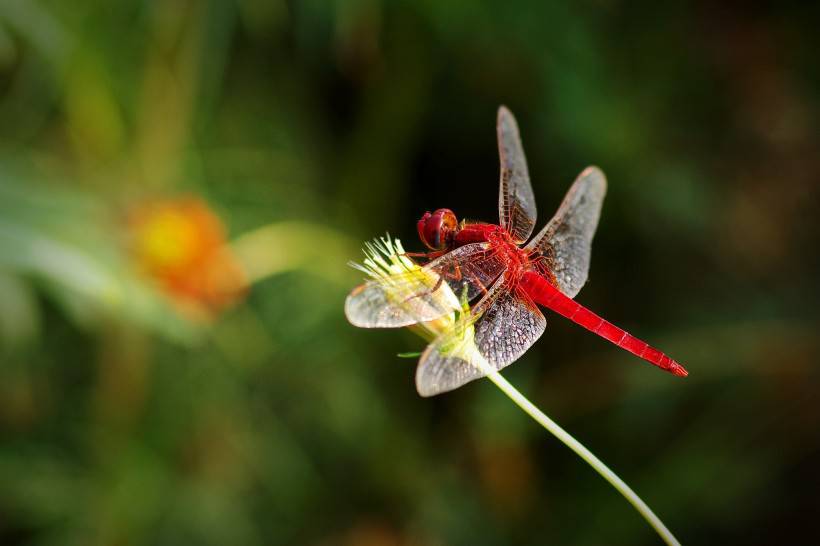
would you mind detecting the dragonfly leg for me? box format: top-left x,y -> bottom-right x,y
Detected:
474,277 -> 491,297
401,250 -> 447,262
398,275 -> 444,309
399,263 -> 464,307
452,263 -> 490,298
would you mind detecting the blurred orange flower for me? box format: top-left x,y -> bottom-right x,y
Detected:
126,197 -> 246,319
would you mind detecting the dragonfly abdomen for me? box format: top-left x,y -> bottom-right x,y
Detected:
520,271 -> 688,377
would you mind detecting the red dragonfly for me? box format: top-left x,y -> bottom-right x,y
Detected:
346,106 -> 687,396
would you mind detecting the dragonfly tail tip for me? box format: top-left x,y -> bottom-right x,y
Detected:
668,361 -> 689,378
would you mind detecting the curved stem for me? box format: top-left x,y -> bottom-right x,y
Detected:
485,371 -> 681,546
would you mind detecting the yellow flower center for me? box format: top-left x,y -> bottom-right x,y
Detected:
134,208 -> 200,272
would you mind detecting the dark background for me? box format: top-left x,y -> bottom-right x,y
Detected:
1,1 -> 819,544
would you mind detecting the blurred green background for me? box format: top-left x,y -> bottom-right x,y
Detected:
1,1 -> 819,545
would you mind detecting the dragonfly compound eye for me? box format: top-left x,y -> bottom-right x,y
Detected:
417,208 -> 458,250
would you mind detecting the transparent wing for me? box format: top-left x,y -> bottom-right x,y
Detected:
345,243 -> 505,328
525,166 -> 607,298
345,274 -> 455,329
433,242 -> 507,305
497,106 -> 537,243
415,279 -> 546,397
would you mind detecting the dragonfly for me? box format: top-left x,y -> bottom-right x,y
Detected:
346,106 -> 687,396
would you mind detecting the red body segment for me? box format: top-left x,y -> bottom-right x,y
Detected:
453,223 -> 498,246
519,271 -> 688,377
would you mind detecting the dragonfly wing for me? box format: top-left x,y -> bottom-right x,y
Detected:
415,279 -> 546,397
525,166 -> 606,298
345,243 -> 505,328
471,285 -> 546,371
433,242 -> 507,303
497,106 -> 537,243
345,277 -> 452,328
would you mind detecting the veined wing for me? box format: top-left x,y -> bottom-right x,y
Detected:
438,242 -> 507,303
525,166 -> 606,298
415,278 -> 546,397
497,106 -> 537,244
345,242 -> 505,328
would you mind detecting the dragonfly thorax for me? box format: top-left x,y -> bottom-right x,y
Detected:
486,226 -> 529,280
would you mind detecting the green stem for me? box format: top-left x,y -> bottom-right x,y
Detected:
485,371 -> 681,546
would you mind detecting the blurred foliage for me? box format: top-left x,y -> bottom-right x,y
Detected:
0,1 -> 819,545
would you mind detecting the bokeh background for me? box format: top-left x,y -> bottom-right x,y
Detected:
1,1 -> 819,545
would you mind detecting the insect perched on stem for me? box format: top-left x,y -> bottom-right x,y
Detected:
346,106 -> 687,397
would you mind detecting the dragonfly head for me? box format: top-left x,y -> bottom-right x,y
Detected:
417,208 -> 459,251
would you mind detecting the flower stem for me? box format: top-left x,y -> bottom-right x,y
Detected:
484,371 -> 681,546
